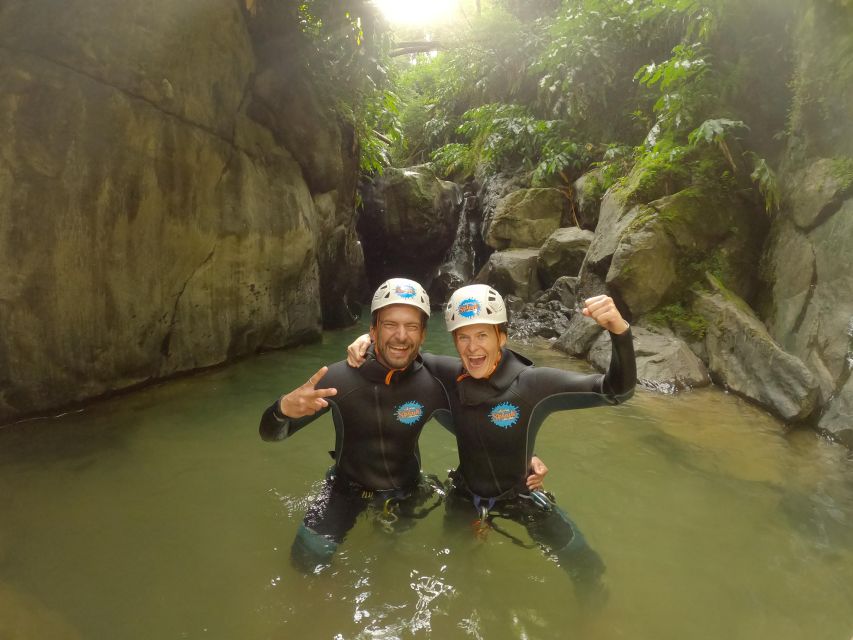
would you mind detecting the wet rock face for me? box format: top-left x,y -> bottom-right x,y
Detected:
357,166 -> 462,290
474,249 -> 541,301
763,168 -> 853,402
537,227 -> 594,288
588,325 -> 710,392
608,187 -> 765,317
694,282 -> 820,422
0,0 -> 364,423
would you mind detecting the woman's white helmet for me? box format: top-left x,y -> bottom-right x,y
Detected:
370,278 -> 431,316
444,284 -> 507,332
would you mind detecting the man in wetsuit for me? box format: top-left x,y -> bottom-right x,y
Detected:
259,278 -> 547,572
347,284 -> 635,601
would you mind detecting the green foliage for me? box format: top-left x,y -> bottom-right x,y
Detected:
636,43 -> 713,134
263,0 -> 799,212
430,143 -> 474,177
748,154 -> 781,215
429,103 -> 590,182
688,118 -> 747,168
617,142 -> 692,204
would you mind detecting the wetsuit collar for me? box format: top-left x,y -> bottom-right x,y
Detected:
359,344 -> 423,385
456,348 -> 532,406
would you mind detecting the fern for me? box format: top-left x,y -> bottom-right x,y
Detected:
748,154 -> 781,215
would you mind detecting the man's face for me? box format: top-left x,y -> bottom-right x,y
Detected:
453,323 -> 507,379
370,304 -> 426,370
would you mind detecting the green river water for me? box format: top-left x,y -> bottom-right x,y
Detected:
1,318 -> 852,639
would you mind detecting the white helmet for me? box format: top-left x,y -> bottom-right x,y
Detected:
371,278 -> 431,316
444,284 -> 507,332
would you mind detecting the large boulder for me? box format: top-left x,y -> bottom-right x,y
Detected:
576,188 -> 643,304
474,249 -> 541,301
537,227 -> 594,287
606,187 -> 765,317
694,280 -> 820,422
589,325 -> 710,392
358,166 -> 462,289
607,222 -> 678,316
552,314 -> 604,357
485,188 -> 566,249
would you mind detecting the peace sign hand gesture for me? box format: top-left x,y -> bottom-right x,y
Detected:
279,366 -> 338,418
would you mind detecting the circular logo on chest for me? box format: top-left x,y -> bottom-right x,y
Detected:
395,401 -> 424,425
489,402 -> 520,428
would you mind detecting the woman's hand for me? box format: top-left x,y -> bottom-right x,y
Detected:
346,334 -> 372,367
526,455 -> 549,491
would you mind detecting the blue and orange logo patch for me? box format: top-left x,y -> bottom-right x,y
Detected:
489,402 -> 520,428
395,401 -> 424,425
457,297 -> 480,318
395,284 -> 416,299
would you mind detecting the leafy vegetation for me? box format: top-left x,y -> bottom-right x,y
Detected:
375,0 -> 798,214
247,0 -> 803,211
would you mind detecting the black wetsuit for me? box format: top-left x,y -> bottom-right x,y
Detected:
422,329 -> 636,600
259,347 -> 452,570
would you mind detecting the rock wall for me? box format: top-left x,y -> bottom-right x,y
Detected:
759,1 -> 853,445
0,0 -> 365,423
357,165 -> 462,291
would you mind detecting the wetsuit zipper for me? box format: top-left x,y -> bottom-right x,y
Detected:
374,385 -> 398,489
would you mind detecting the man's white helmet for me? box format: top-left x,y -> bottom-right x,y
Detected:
444,284 -> 507,332
371,278 -> 431,316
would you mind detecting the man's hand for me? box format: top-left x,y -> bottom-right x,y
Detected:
582,294 -> 630,335
279,366 -> 338,418
526,455 -> 549,491
346,334 -> 372,368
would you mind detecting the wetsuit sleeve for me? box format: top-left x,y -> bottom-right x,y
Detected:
258,398 -> 330,441
420,352 -> 462,390
420,352 -> 460,435
525,328 -> 636,404
601,328 -> 636,399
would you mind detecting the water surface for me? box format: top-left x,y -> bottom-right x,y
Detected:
1,319 -> 852,639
